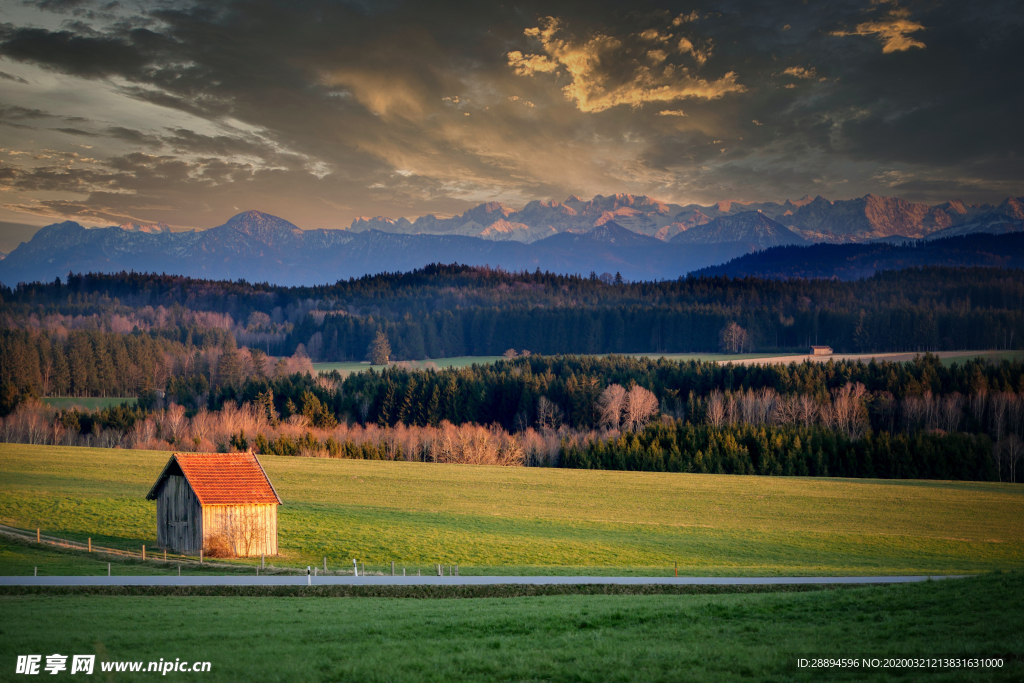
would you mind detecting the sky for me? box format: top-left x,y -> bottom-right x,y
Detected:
0,0 -> 1021,243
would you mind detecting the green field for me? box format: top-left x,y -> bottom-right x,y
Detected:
40,397 -> 137,411
1,443 -> 1022,576
312,353 -> 803,376
312,356 -> 505,376
1,573 -> 1021,682
0,536 -> 258,577
313,350 -> 1023,377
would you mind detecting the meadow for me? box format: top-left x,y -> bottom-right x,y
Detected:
1,443 -> 1022,576
311,349 -> 1024,376
1,572 -> 1021,682
40,397 -> 137,411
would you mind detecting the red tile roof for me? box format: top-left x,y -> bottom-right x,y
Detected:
146,452 -> 282,505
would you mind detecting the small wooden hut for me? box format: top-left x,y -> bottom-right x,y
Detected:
146,452 -> 282,557
810,345 -> 833,356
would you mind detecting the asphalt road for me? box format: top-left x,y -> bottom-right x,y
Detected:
0,575 -> 964,587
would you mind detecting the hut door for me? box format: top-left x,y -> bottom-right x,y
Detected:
164,475 -> 192,552
168,510 -> 189,551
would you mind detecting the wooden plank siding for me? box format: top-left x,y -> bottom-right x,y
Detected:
155,474 -> 203,555
202,504 -> 278,557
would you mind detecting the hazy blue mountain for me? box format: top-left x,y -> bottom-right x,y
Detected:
0,211 -> 757,286
694,232 -> 1024,280
670,211 -> 807,248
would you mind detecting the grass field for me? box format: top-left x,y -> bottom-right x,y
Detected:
0,572 -> 1021,682
0,536 -> 257,577
1,443 -> 1022,576
40,397 -> 137,411
312,356 -> 504,376
312,350 -> 1023,376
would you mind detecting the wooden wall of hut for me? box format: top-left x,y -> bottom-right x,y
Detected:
202,504 -> 278,557
155,474 -> 203,555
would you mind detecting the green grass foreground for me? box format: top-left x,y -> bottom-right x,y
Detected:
2,443 -> 1024,575
1,573 -> 1021,682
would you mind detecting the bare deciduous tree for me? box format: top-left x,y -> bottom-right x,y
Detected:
624,385 -> 658,432
705,390 -> 726,428
990,392 -> 1010,441
941,393 -> 964,433
796,394 -> 818,428
597,384 -> 627,430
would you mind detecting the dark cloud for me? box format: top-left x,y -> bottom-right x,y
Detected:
0,0 -> 1021,227
54,127 -> 99,136
0,27 -> 151,78
0,71 -> 29,83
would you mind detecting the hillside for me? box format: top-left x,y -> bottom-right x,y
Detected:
695,232 -> 1024,280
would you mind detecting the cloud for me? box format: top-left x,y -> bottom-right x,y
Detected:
0,0 -> 1019,227
0,71 -> 29,84
831,7 -> 926,53
507,17 -> 744,113
782,66 -> 816,79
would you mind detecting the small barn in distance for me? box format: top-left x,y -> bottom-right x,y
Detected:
146,452 -> 282,557
810,345 -> 833,356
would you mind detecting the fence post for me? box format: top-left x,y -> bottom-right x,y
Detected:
262,554 -> 265,570
142,545 -> 145,561
88,538 -> 91,553
455,564 -> 459,576
674,561 -> 678,578
164,549 -> 167,562
107,563 -> 110,577
200,549 -> 203,564
178,565 -> 181,577
37,528 -> 40,543
324,557 -> 327,573
391,561 -> 395,576
361,561 -> 365,576
34,566 -> 37,577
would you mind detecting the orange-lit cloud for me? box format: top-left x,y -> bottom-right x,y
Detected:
782,66 -> 816,79
831,7 -> 926,53
507,17 -> 744,113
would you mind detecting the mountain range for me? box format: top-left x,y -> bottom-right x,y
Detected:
0,191 -> 1021,287
347,192 -> 1024,244
0,212 -> 758,287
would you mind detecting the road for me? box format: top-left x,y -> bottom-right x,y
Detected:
0,575 -> 964,587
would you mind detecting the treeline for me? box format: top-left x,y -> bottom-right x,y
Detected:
561,422 -> 995,481
0,327 -> 313,417
211,353 -> 1024,434
2,265 -> 1023,359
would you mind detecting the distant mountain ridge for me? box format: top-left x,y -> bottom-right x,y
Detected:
670,211 -> 807,248
0,213 -> 760,287
346,192 -> 1024,245
2,190 -> 1022,287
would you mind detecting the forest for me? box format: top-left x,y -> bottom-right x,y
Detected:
2,264 -> 1023,360
2,265 -> 1023,482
